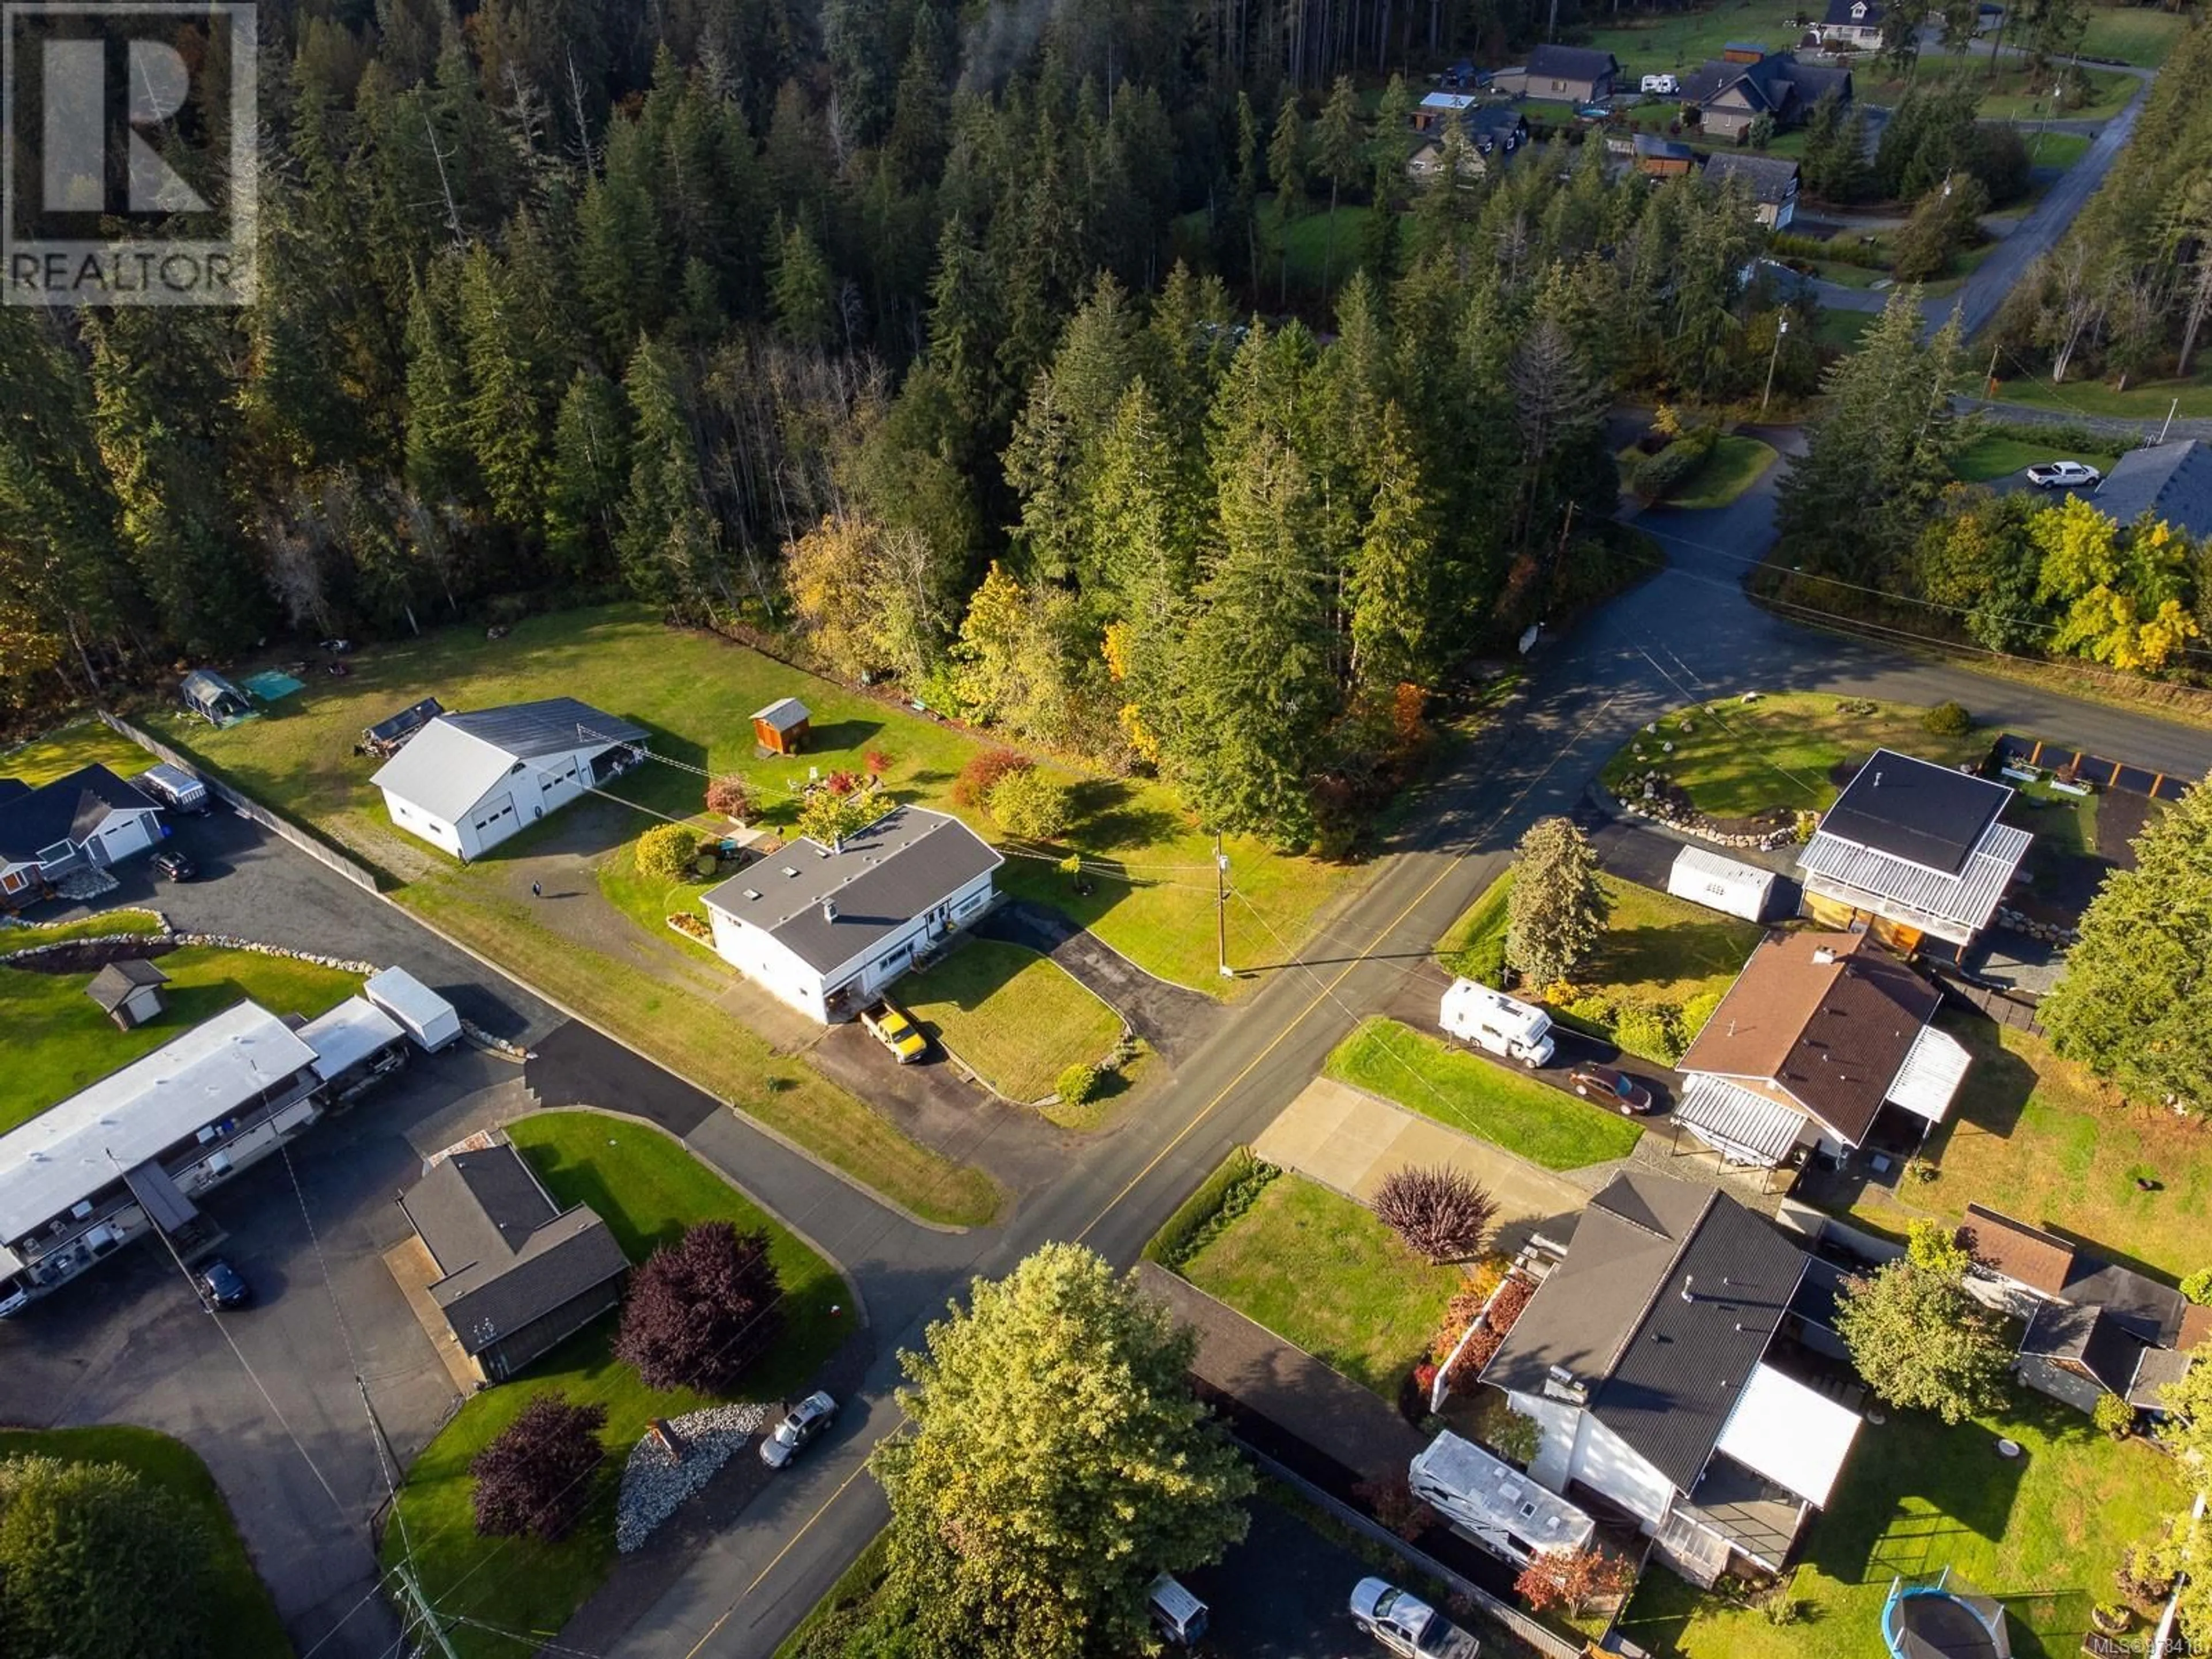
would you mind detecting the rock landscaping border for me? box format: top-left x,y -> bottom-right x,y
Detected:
613,1402 -> 770,1554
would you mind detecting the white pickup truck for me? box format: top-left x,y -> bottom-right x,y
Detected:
1351,1579 -> 1480,1659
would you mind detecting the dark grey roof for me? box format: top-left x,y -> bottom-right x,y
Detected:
1484,1173 -> 1809,1494
86,958 -> 169,1012
1683,50 -> 1847,116
1821,749 -> 2010,877
701,804 -> 1003,978
2021,1302 -> 2142,1394
0,779 -> 28,805
1788,1255 -> 1849,1332
365,696 -> 444,744
442,698 -> 647,759
402,1141 -> 630,1357
1463,103 -> 1527,137
2092,441 -> 2212,538
1637,132 -> 1699,160
2128,1346 -> 2196,1411
0,765 -> 156,863
1526,44 -> 1620,81
2061,1255 -> 2192,1347
1822,0 -> 1882,24
1703,151 -> 1801,201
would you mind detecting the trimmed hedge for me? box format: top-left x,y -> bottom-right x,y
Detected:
1627,427 -> 1718,503
1142,1148 -> 1281,1269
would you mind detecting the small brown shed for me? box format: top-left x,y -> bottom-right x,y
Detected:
86,958 -> 169,1030
751,698 -> 811,756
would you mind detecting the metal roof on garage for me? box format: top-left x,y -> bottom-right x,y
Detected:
1797,819 -> 2032,933
1675,1075 -> 1808,1167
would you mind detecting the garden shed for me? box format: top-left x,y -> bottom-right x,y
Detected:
180,669 -> 251,725
751,698 -> 811,756
1666,844 -> 1776,922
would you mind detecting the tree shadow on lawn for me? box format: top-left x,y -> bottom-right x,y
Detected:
1933,1007 -> 2039,1143
801,717 -> 885,754
1063,778 -> 1187,851
1818,1414 -> 2027,1587
1586,921 -> 1751,991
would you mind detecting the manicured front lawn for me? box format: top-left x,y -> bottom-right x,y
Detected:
1834,1010 -> 2211,1281
1598,691 -> 1989,819
0,1425 -> 293,1659
1951,432 -> 2122,484
897,937 -> 1122,1103
1582,0 -> 1816,76
0,945 -> 361,1134
1325,1017 -> 1643,1171
1615,1391 -> 2185,1659
2077,5 -> 2190,66
1440,872 -> 1758,1007
1179,1171 -> 1463,1398
0,717 -> 153,785
381,1111 -> 845,1659
1666,435 -> 1778,509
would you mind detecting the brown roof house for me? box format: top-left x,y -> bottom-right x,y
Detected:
1480,1172 -> 1863,1588
401,1134 -> 630,1385
1673,929 -> 1971,1170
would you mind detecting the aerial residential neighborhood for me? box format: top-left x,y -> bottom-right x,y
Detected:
1,0 -> 2211,1657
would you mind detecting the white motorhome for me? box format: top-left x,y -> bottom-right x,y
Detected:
137,763 -> 211,815
1410,1431 -> 1596,1567
1439,979 -> 1555,1068
1147,1575 -> 1209,1646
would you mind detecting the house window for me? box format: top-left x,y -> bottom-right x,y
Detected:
1550,78 -> 1566,91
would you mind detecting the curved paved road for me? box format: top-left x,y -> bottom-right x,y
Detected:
609,454 -> 2212,1659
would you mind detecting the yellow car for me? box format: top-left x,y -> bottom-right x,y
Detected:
862,1004 -> 928,1064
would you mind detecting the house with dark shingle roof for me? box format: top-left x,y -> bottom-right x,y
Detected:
1813,0 -> 1885,48
372,698 -> 650,861
1682,48 -> 1851,141
1795,749 -> 2032,960
700,803 -> 1001,1022
85,959 -> 169,1031
0,764 -> 163,904
1702,150 -> 1802,228
2090,440 -> 2212,540
400,1134 -> 630,1384
1480,1172 -> 1862,1588
1673,929 -> 1970,1169
1496,44 -> 1621,103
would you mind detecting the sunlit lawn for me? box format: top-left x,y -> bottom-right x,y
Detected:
1597,690 -> 1988,819
1976,368 -> 2212,420
1616,1392 -> 2184,1659
2076,5 -> 2190,66
1951,433 -> 2121,484
381,1111 -> 844,1659
0,945 -> 359,1133
897,938 -> 1122,1103
0,717 -> 152,784
1,908 -> 166,948
1668,436 -> 1778,509
1180,1172 -> 1463,1398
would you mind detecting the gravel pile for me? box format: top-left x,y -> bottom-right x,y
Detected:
615,1402 -> 770,1554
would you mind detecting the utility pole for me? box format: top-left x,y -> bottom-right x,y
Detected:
1214,834 -> 1232,979
1762,315 -> 1790,414
1986,339 -> 2001,396
2160,397 -> 2179,445
391,1563 -> 464,1659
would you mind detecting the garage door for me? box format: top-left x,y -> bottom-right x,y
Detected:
472,793 -> 516,834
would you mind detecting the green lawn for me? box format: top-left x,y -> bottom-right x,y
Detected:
0,1425 -> 293,1659
0,945 -> 361,1134
1833,1010 -> 2211,1280
381,1111 -> 846,1659
1179,1171 -> 1463,1398
1810,308 -> 1874,350
1863,59 -> 2136,122
1325,1017 -> 1644,1171
1599,690 -> 1990,819
1616,1391 -> 2186,1659
0,717 -> 153,785
1977,368 -> 2212,420
1667,435 -> 1778,509
1,908 -> 167,949
1951,432 -> 2122,484
2023,129 -> 2093,171
1581,0 -> 1816,78
1271,198 -> 1376,294
137,603 -> 1363,1224
2077,4 -> 2191,66
593,838 -> 726,963
897,937 -> 1122,1103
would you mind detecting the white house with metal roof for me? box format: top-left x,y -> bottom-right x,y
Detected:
699,803 -> 1002,1022
372,698 -> 650,861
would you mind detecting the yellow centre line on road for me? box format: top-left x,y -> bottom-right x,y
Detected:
682,1454 -> 882,1659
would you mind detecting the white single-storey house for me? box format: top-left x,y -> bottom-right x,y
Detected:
372,698 -> 650,861
699,804 -> 1002,1022
0,765 -> 164,903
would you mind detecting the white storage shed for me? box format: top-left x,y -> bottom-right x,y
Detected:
1665,844 -> 1777,923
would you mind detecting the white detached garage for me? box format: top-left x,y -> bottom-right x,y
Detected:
373,698 -> 649,861
1665,844 -> 1776,923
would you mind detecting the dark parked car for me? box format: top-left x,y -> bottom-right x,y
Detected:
195,1259 -> 250,1310
1567,1062 -> 1654,1115
760,1391 -> 837,1468
151,849 -> 196,882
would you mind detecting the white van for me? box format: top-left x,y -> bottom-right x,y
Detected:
1439,978 -> 1555,1069
1147,1574 -> 1209,1646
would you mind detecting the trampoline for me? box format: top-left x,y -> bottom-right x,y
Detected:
1882,1575 -> 2011,1659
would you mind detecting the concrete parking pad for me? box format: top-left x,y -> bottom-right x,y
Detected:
381,1235 -> 481,1396
1253,1077 -> 1589,1253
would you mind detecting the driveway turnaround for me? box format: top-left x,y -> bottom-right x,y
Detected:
1252,1078 -> 1592,1253
978,898 -> 1225,1064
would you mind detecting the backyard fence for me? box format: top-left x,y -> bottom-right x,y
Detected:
96,710 -> 383,895
1937,970 -> 2047,1041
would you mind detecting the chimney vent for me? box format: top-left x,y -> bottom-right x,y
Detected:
821,900 -> 838,924
1681,1275 -> 1696,1304
1812,946 -> 1837,965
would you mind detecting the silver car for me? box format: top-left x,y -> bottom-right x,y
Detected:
759,1391 -> 837,1469
1350,1578 -> 1480,1659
